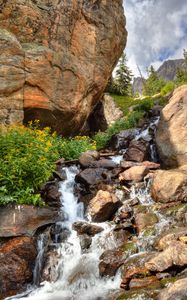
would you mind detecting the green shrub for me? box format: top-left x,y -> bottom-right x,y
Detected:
160,81 -> 175,96
0,123 -> 95,206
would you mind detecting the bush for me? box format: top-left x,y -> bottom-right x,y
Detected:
160,81 -> 175,96
0,123 -> 95,206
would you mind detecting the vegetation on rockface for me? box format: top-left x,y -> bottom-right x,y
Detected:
0,122 -> 95,206
143,65 -> 166,96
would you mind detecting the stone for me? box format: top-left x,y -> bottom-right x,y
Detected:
145,241 -> 187,272
87,190 -> 122,222
109,129 -> 139,150
155,227 -> 187,250
119,166 -> 149,183
0,236 -> 37,298
75,168 -> 106,187
129,276 -> 160,290
79,151 -> 100,168
73,221 -> 104,236
41,181 -> 61,207
135,212 -> 158,234
86,94 -> 123,132
124,139 -> 149,162
79,234 -> 92,251
158,278 -> 187,300
0,1 -> 127,134
156,85 -> 187,167
151,168 -> 187,203
99,248 -> 124,277
120,160 -> 160,170
0,204 -> 60,237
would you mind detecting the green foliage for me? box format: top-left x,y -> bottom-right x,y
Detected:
160,81 -> 175,96
94,110 -> 144,150
143,65 -> 166,96
105,54 -> 133,96
176,49 -> 187,86
0,123 -> 95,206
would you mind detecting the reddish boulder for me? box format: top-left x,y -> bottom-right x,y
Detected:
119,166 -> 149,183
0,237 -> 37,298
99,248 -> 124,277
0,1 -> 127,134
124,140 -> 149,162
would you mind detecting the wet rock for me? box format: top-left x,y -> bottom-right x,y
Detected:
41,248 -> 60,283
120,161 -> 139,170
99,248 -> 124,277
0,1 -> 127,133
79,150 -> 100,168
135,212 -> 159,234
87,190 -> 122,222
0,205 -> 60,237
151,168 -> 187,203
41,181 -> 61,207
75,168 -> 106,187
155,227 -> 187,250
50,224 -> 71,243
158,277 -> 187,300
129,276 -> 160,290
120,160 -> 160,171
156,85 -> 187,167
145,241 -> 187,272
109,129 -> 139,150
73,221 -> 104,236
119,166 -> 149,183
91,159 -> 117,169
79,234 -> 92,251
124,140 -> 149,162
0,237 -> 37,298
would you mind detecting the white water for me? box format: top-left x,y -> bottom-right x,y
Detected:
10,166 -> 121,300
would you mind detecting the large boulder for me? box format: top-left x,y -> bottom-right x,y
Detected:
158,278 -> 187,300
151,167 -> 187,203
0,0 -> 127,134
156,85 -> 187,167
0,236 -> 37,298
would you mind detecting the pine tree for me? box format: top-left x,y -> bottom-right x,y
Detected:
114,53 -> 133,96
143,65 -> 165,96
176,49 -> 187,85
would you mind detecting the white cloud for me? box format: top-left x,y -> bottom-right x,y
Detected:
123,0 -> 187,77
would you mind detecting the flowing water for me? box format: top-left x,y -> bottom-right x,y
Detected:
8,116 -> 169,300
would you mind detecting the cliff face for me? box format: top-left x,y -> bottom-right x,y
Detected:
0,0 -> 127,134
157,59 -> 185,81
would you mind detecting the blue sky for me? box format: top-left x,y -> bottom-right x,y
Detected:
123,0 -> 187,76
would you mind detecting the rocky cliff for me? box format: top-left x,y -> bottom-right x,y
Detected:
0,0 -> 127,135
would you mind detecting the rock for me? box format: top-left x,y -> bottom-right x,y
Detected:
109,129 -> 139,150
124,140 -> 149,162
135,212 -> 158,234
99,248 -> 124,277
87,190 -> 122,222
156,85 -> 187,167
158,277 -> 187,300
155,227 -> 187,250
119,166 -> 149,183
129,276 -> 160,290
75,168 -> 106,187
79,234 -> 92,251
151,168 -> 187,203
41,248 -> 60,283
73,221 -> 104,236
120,160 -> 160,170
0,237 -> 37,298
79,151 -> 100,168
86,94 -> 123,132
0,204 -> 60,237
0,1 -> 126,134
91,159 -> 117,169
145,241 -> 187,272
41,181 -> 61,207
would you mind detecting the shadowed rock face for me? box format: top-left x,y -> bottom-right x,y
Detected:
0,0 -> 127,134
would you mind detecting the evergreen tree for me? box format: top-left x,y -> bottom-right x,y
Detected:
143,65 -> 165,96
176,49 -> 187,85
114,53 -> 133,96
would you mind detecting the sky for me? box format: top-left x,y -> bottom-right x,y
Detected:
123,0 -> 187,77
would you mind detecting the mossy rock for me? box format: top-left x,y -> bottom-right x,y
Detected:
117,289 -> 158,300
122,242 -> 138,256
160,277 -> 177,288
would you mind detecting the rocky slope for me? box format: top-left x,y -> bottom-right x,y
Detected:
0,0 -> 127,135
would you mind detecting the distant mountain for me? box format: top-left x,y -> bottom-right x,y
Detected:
132,58 -> 185,95
157,59 -> 185,81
